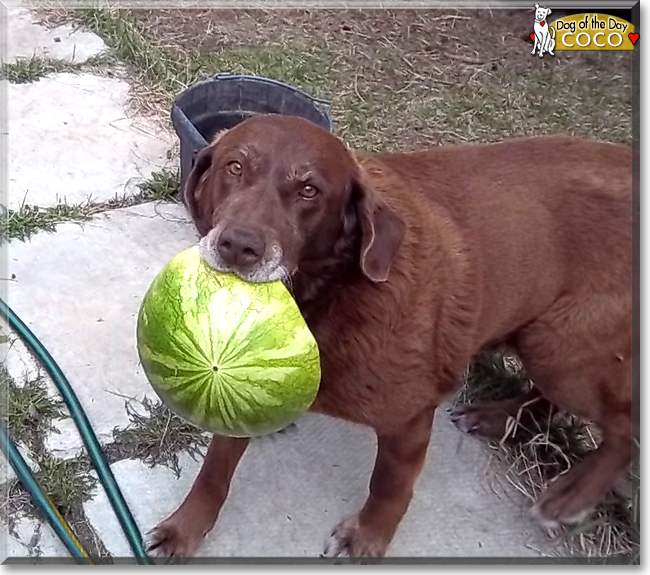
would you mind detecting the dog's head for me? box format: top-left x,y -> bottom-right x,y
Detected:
184,114 -> 405,290
534,3 -> 551,21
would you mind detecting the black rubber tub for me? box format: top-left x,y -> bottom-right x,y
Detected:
171,73 -> 333,194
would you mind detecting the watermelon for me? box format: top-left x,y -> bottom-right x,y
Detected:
136,246 -> 321,437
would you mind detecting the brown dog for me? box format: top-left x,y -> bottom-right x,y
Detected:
146,114 -> 633,559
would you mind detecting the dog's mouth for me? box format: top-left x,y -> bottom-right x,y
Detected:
198,233 -> 289,285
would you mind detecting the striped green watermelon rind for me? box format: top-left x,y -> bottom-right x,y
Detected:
136,246 -> 321,437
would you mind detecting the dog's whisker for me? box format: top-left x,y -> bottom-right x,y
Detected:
280,267 -> 296,297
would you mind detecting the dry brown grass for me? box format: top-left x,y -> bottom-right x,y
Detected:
127,8 -> 633,151
455,351 -> 639,561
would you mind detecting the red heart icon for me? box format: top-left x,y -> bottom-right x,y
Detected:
629,33 -> 639,45
530,33 -> 535,41
541,21 -> 546,26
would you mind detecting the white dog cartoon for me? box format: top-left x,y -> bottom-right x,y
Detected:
531,4 -> 556,57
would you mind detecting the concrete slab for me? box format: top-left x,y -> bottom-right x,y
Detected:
0,443 -> 39,485
0,451 -> 14,485
1,320 -> 85,459
7,73 -> 172,209
84,413 -> 558,559
1,328 -> 40,387
1,513 -> 68,560
43,418 -> 84,460
2,528 -> 31,561
7,201 -> 198,448
5,5 -> 106,64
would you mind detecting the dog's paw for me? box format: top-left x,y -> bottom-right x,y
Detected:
530,499 -> 591,531
145,520 -> 205,563
529,471 -> 594,529
448,404 -> 481,434
448,403 -> 510,440
322,515 -> 388,561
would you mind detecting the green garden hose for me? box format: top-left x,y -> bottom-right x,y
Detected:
0,298 -> 152,564
0,420 -> 93,563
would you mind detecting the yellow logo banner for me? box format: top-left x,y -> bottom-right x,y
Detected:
551,13 -> 637,51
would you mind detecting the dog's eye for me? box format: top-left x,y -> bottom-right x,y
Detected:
299,185 -> 319,199
227,161 -> 242,176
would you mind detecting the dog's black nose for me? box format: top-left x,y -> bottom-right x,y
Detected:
217,227 -> 266,268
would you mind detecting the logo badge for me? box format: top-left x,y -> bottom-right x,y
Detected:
530,5 -> 637,55
531,4 -> 556,57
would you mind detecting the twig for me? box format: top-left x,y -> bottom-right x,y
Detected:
445,53 -> 485,65
429,15 -> 471,22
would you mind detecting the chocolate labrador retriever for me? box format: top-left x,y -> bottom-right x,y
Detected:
146,114 -> 633,559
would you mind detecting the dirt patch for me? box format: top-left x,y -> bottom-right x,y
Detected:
128,8 -> 632,151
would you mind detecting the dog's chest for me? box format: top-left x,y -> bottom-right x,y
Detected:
305,298 -> 439,429
534,21 -> 549,33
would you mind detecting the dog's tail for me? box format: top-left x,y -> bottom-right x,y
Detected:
550,25 -> 556,38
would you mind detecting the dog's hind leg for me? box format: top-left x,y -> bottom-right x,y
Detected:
449,387 -> 555,441
531,413 -> 631,527
514,301 -> 632,526
547,28 -> 556,55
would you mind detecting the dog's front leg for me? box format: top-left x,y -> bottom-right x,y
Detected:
539,34 -> 547,57
531,34 -> 539,54
146,434 -> 249,561
324,406 -> 435,559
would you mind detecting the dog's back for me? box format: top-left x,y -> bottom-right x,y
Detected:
365,136 -> 632,346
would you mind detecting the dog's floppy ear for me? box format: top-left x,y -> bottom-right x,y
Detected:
535,3 -> 539,8
547,7 -> 551,15
184,130 -> 228,236
352,168 -> 406,283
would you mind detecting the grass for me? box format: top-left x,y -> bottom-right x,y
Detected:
0,456 -> 109,559
74,8 -> 335,121
46,7 -> 632,151
122,7 -> 632,150
80,8 -> 186,87
2,200 -> 90,243
1,56 -> 75,83
37,7 -> 633,150
133,168 -> 179,201
454,350 -> 639,561
3,168 -> 179,243
1,53 -> 120,84
198,46 -> 335,95
0,365 -> 65,453
0,342 -> 109,558
106,396 -> 208,478
5,457 -> 96,518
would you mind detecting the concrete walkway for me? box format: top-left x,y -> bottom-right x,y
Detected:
1,5 -> 562,562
